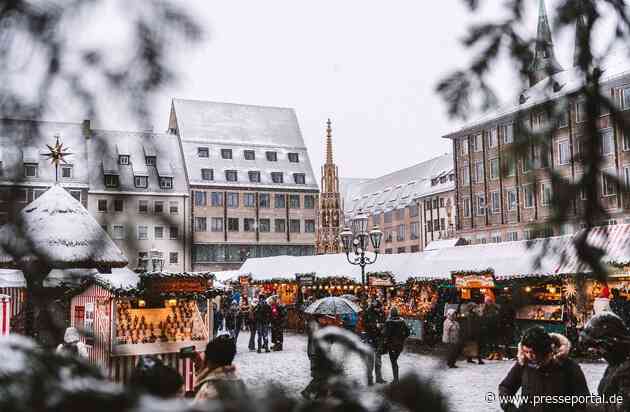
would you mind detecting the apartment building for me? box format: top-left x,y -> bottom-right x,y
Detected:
86,129 -> 189,272
444,0 -> 630,244
342,153 -> 455,254
168,99 -> 319,271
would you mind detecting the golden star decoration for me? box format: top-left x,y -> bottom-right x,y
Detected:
43,136 -> 72,167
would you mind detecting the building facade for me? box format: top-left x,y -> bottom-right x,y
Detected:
168,99 -> 319,271
444,0 -> 630,244
342,153 -> 455,254
316,119 -> 343,254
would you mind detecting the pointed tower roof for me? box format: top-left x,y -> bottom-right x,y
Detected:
325,118 -> 333,165
529,0 -> 564,86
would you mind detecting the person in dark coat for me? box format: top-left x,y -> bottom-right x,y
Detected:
499,326 -> 590,412
225,301 -> 242,343
213,303 -> 224,338
269,297 -> 286,351
383,307 -> 410,383
497,296 -> 517,360
363,298 -> 386,385
580,312 -> 630,412
610,289 -> 629,326
246,300 -> 257,351
254,295 -> 272,353
129,355 -> 183,398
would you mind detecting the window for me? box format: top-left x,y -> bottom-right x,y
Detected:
61,165 -> 73,179
225,170 -> 238,182
275,219 -> 286,233
198,147 -> 209,158
397,247 -> 407,254
112,225 -> 125,240
623,132 -> 630,151
474,161 -> 484,183
576,101 -> 586,123
523,185 -> 534,208
507,232 -> 518,242
259,193 -> 270,208
266,151 -> 277,161
558,141 -> 570,165
221,149 -> 233,159
138,225 -> 148,240
541,182 -> 552,205
154,201 -> 164,214
460,138 -> 469,155
500,123 -> 514,144
194,217 -> 207,232
462,163 -> 470,185
410,222 -> 419,240
211,192 -> 223,207
433,219 -> 440,231
507,189 -> 517,211
248,171 -> 261,183
118,155 -> 129,165
558,110 -> 569,128
244,218 -> 256,232
138,200 -> 148,213
409,204 -> 419,217
475,193 -> 485,216
195,191 -> 207,207
274,194 -> 286,208
491,232 -> 501,243
114,199 -> 123,212
144,156 -> 156,166
305,220 -> 315,233
505,157 -> 516,177
411,245 -> 420,253
134,176 -> 148,188
159,177 -> 173,190
601,129 -> 614,155
384,211 -> 393,223
602,173 -> 617,196
244,193 -> 256,207
463,198 -> 471,217
289,194 -> 300,208
289,219 -> 300,233
211,217 -> 223,232
227,192 -> 239,208
244,150 -> 255,160
490,158 -> 499,180
488,128 -> 498,148
471,133 -> 482,152
104,174 -> 119,188
372,214 -> 381,225
625,166 -> 630,187
288,153 -> 299,163
201,168 -> 214,181
97,199 -> 107,212
24,163 -> 38,178
304,195 -> 315,209
259,219 -> 270,232
523,150 -> 534,172
169,201 -> 179,214
154,226 -> 164,239
293,173 -> 306,184
491,191 -> 500,213
169,226 -> 179,239
271,172 -> 283,183
169,252 -> 178,264
228,218 -> 239,232
622,86 -> 630,110
397,224 -> 405,241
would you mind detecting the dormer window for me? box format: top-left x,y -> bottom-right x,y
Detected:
119,155 -> 130,165
293,173 -> 305,184
266,151 -> 277,162
24,163 -> 38,178
134,176 -> 148,188
248,171 -> 261,183
198,147 -> 209,158
201,168 -> 214,181
105,174 -> 119,188
159,177 -> 173,189
288,153 -> 299,163
271,172 -> 283,184
61,164 -> 73,179
221,149 -> 233,159
225,170 -> 238,182
145,156 -> 156,166
244,150 -> 255,160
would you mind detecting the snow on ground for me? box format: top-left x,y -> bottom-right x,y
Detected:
232,331 -> 607,412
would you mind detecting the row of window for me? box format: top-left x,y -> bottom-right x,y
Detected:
193,244 -> 315,263
104,174 -> 173,190
22,163 -> 74,179
193,217 -> 315,234
198,148 -> 300,163
370,205 -> 420,225
462,183 -> 553,217
382,222 -> 421,242
199,169 -> 306,185
466,227 -> 555,245
430,173 -> 455,186
137,250 -> 180,267
383,246 -> 421,254
117,155 -> 158,166
4,187 -> 83,203
104,224 -> 180,241
193,191 -> 316,209
96,199 -> 180,214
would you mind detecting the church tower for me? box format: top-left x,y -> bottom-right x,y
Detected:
529,0 -> 564,86
316,119 -> 343,254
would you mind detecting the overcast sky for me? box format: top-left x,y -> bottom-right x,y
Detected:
92,1 -> 610,181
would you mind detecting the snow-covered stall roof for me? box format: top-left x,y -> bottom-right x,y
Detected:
0,185 -> 128,270
424,238 -> 467,251
0,269 -> 26,288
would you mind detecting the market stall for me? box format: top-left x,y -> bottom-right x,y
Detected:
366,271 -> 396,303
69,271 -> 219,392
389,278 -> 442,340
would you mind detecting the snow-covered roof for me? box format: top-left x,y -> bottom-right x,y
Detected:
0,269 -> 25,288
88,129 -> 187,193
424,238 -> 467,251
94,267 -> 141,290
0,185 -> 128,270
343,154 -> 454,219
171,99 -> 318,191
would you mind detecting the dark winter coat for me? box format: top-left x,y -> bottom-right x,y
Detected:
383,316 -> 410,353
498,333 -> 590,412
597,358 -> 630,412
225,307 -> 242,331
254,301 -> 272,324
270,304 -> 286,327
363,305 -> 384,342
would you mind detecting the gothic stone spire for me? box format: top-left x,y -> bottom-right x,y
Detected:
325,118 -> 333,165
529,0 -> 564,86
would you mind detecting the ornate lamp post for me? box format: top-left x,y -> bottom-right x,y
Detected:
340,214 -> 383,285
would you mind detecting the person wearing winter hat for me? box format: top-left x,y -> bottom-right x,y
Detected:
194,335 -> 246,402
56,327 -> 88,358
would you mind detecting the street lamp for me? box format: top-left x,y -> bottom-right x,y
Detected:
341,214 -> 383,285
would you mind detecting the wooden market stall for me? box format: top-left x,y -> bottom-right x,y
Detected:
0,269 -> 26,328
389,277 -> 441,340
69,271 -> 218,392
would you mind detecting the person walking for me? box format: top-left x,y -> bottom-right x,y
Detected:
383,307 -> 410,383
269,296 -> 286,351
364,298 -> 386,385
213,303 -> 224,338
225,301 -> 242,343
255,294 -> 271,353
247,299 -> 257,351
499,326 -> 590,412
480,295 -> 500,360
56,327 -> 88,358
194,335 -> 246,402
442,308 -> 461,368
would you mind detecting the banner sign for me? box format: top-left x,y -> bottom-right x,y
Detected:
147,278 -> 207,294
367,273 -> 394,287
452,271 -> 495,289
296,274 -> 315,286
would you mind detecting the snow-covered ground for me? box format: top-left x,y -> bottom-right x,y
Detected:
232,331 -> 607,412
